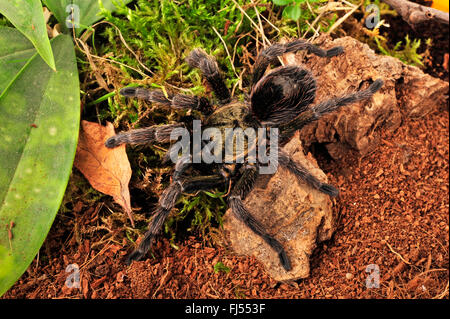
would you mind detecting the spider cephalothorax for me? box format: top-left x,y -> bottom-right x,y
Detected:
106,40 -> 383,271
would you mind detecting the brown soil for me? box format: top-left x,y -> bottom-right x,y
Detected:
2,99 -> 448,299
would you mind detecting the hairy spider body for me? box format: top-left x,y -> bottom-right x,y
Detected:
106,40 -> 383,271
206,102 -> 256,130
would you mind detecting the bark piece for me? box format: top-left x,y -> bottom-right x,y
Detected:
223,134 -> 334,281
282,35 -> 448,160
381,0 -> 449,27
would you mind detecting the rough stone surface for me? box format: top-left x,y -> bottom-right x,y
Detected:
223,134 -> 335,282
282,35 -> 449,160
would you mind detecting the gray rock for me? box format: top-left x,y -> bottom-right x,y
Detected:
223,135 -> 334,281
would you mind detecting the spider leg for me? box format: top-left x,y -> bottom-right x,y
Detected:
127,174 -> 227,264
173,154 -> 192,180
186,48 -> 231,105
251,40 -> 344,87
228,165 -> 292,271
105,123 -> 183,148
120,87 -> 213,114
278,150 -> 339,197
161,143 -> 178,165
280,79 -> 384,144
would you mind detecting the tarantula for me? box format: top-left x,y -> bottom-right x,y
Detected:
105,40 -> 383,271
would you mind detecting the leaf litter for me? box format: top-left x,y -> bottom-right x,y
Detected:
74,120 -> 134,227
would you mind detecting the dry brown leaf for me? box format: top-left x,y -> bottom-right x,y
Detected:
74,120 -> 134,227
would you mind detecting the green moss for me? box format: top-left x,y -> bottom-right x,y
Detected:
354,0 -> 425,68
165,190 -> 228,245
97,0 -> 263,90
375,35 -> 424,67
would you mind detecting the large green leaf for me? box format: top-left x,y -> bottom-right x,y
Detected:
0,0 -> 56,70
43,0 -> 133,36
0,27 -> 36,97
0,34 -> 80,296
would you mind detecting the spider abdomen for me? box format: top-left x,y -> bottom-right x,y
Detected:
251,66 -> 317,125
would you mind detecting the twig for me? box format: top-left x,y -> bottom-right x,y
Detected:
381,0 -> 449,27
152,258 -> 170,298
433,281 -> 449,299
90,21 -> 155,76
417,268 -> 449,276
259,11 -> 280,33
305,20 -> 320,41
232,0 -> 271,46
70,17 -> 151,80
251,0 -> 271,47
231,32 -> 249,66
311,0 -> 359,39
79,243 -> 112,270
305,0 -> 314,16
77,39 -> 110,92
223,179 -> 233,197
327,3 -> 360,34
385,241 -> 411,265
75,38 -> 148,79
152,144 -> 168,152
212,26 -> 239,79
303,11 -> 324,38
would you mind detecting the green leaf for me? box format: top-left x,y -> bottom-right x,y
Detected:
213,262 -> 230,274
283,4 -> 302,20
0,34 -> 80,297
272,0 -> 294,5
43,0 -> 133,36
0,27 -> 36,97
204,190 -> 226,198
0,0 -> 56,71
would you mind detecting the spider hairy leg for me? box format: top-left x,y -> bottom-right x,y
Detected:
228,197 -> 292,271
280,79 -> 384,143
279,150 -> 339,197
120,87 -> 212,113
252,40 -> 344,87
126,182 -> 182,264
127,175 -> 226,264
228,166 -> 292,271
105,123 -> 182,148
186,48 -> 231,105
161,143 -> 177,165
313,79 -> 384,115
173,154 -> 192,181
285,40 -> 343,58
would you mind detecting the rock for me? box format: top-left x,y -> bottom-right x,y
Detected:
223,134 -> 335,281
282,35 -> 449,160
